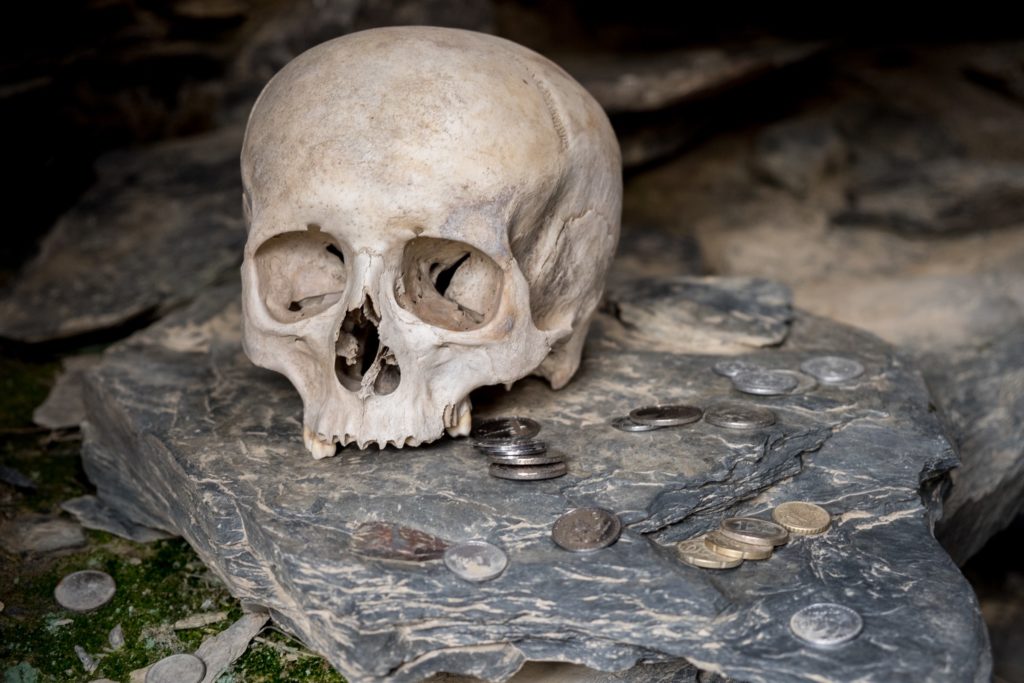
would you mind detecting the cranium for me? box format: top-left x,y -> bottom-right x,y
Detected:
240,27 -> 621,457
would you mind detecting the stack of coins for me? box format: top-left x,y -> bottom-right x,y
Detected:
472,416 -> 567,481
677,501 -> 830,570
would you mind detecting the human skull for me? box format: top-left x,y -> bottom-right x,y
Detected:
240,27 -> 621,457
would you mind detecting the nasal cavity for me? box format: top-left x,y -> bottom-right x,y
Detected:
334,297 -> 401,396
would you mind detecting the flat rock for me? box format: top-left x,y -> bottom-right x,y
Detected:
33,354 -> 102,429
81,278 -> 988,682
60,495 -> 173,543
0,126 -> 243,344
0,514 -> 85,554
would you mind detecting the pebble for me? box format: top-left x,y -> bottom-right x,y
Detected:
74,645 -> 98,673
145,653 -> 205,683
173,611 -> 229,630
54,570 -> 116,612
109,623 -> 125,650
0,514 -> 86,554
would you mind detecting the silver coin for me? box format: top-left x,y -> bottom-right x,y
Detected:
551,507 -> 622,552
731,369 -> 799,396
488,451 -> 565,467
54,570 -> 116,612
489,462 -> 567,481
719,516 -> 789,546
628,404 -> 703,427
800,356 -> 865,384
145,653 -> 206,683
472,416 -> 541,441
443,541 -> 508,582
789,602 -> 863,647
704,403 -> 776,429
475,438 -> 548,456
609,416 -> 661,432
712,359 -> 762,378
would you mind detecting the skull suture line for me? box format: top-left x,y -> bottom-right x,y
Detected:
241,27 -> 621,457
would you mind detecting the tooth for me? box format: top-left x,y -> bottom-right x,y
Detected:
303,427 -> 336,459
445,397 -> 473,438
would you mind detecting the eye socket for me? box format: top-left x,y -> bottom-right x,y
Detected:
395,237 -> 503,331
254,227 -> 347,324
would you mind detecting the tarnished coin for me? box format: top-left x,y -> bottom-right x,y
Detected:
552,507 -> 621,552
731,369 -> 799,396
54,570 -> 116,612
628,404 -> 703,427
472,416 -> 541,442
800,356 -> 865,384
145,653 -> 206,683
609,416 -> 661,433
475,438 -> 548,456
773,502 -> 831,535
789,602 -> 863,647
704,530 -> 773,560
488,451 -> 564,467
490,462 -> 567,481
704,403 -> 776,429
712,359 -> 762,378
719,517 -> 789,547
676,536 -> 743,569
443,541 -> 508,582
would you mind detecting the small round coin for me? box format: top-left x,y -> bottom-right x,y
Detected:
443,541 -> 508,582
712,359 -> 762,378
472,416 -> 541,441
704,530 -> 773,560
475,438 -> 548,456
609,416 -> 661,432
800,356 -> 865,384
628,404 -> 703,427
552,507 -> 622,552
676,536 -> 743,569
789,602 -> 863,648
731,369 -> 799,396
54,570 -> 116,612
719,517 -> 789,547
489,462 -> 567,481
145,653 -> 206,683
704,403 -> 776,429
488,451 -> 565,467
772,501 -> 831,535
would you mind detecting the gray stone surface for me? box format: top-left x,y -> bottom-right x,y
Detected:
0,126 -> 243,343
81,278 -> 989,682
0,514 -> 85,554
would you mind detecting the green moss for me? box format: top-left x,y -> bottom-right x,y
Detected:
0,357 -> 58,430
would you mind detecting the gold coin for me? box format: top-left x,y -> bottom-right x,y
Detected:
676,536 -> 742,569
772,501 -> 831,535
704,531 -> 772,560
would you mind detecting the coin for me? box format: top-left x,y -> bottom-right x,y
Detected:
704,403 -> 776,429
487,451 -> 564,467
712,359 -> 762,378
609,416 -> 661,432
704,530 -> 773,560
145,653 -> 206,683
800,356 -> 865,384
475,438 -> 548,456
489,462 -> 567,481
551,507 -> 621,552
772,501 -> 831,535
443,541 -> 508,582
731,369 -> 798,396
676,536 -> 743,569
719,517 -> 789,546
472,416 -> 541,441
628,404 -> 703,427
789,602 -> 863,647
54,570 -> 116,612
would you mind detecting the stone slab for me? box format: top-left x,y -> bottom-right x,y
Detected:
81,279 -> 989,682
